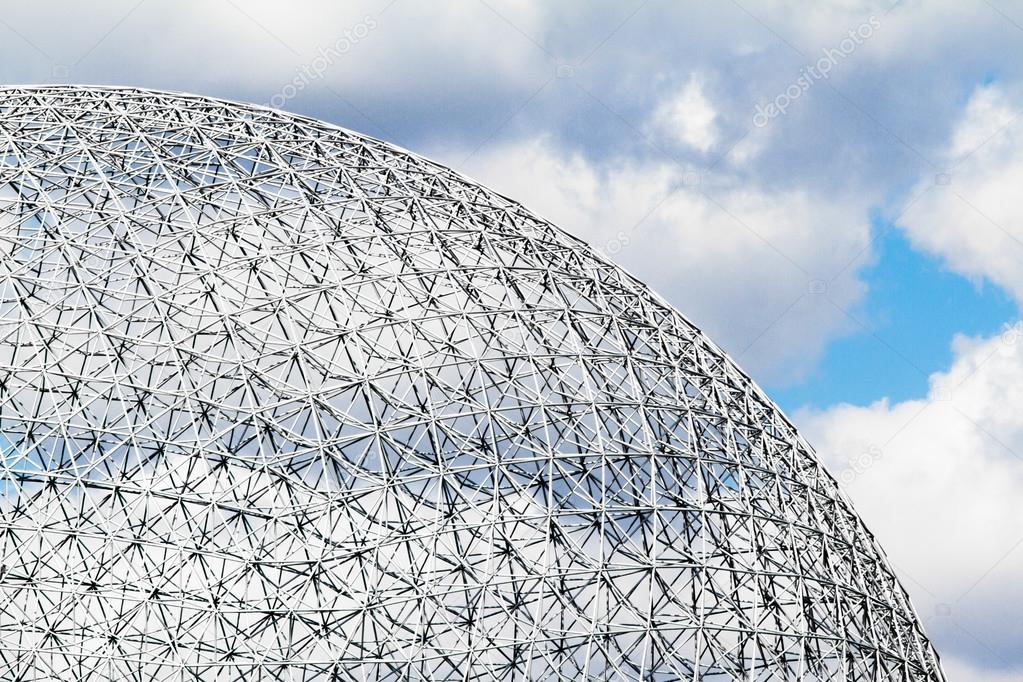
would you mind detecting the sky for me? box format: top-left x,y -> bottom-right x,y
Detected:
1,1 -> 1021,678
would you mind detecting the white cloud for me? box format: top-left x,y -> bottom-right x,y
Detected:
0,0 -> 554,100
948,85 -> 1019,159
899,83 -> 1023,303
650,74 -> 719,153
736,0 -> 982,64
796,327 -> 1023,674
433,136 -> 872,384
726,125 -> 771,166
941,655 -> 1023,682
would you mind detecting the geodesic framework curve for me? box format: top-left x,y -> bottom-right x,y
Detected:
0,85 -> 945,681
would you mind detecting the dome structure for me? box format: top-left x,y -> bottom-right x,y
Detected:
0,86 -> 944,681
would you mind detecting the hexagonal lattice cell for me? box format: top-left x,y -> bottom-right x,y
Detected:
0,86 -> 944,681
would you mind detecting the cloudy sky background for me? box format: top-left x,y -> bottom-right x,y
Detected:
3,1 -> 1022,678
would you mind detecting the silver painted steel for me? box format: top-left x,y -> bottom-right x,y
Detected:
0,86 -> 945,681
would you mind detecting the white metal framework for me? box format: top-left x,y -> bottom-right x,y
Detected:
0,86 -> 945,681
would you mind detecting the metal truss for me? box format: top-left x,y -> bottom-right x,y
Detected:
0,86 -> 945,681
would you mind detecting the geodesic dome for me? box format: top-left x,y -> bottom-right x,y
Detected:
0,85 -> 945,681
